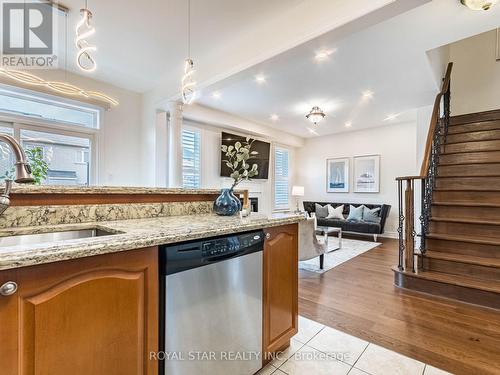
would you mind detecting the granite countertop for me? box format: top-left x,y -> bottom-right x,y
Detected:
8,185 -> 226,195
0,212 -> 304,270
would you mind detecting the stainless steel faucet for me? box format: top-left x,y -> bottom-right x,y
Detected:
0,134 -> 35,214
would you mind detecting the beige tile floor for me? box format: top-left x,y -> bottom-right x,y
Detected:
258,316 -> 454,375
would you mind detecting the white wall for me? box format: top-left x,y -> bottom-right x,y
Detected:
295,122 -> 417,237
183,119 -> 297,215
0,70 -> 143,186
449,29 -> 500,116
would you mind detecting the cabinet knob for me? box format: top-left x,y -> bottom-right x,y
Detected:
0,281 -> 18,296
265,233 -> 271,240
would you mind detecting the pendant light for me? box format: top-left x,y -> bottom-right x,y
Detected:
460,0 -> 498,10
181,0 -> 197,104
306,106 -> 326,125
75,0 -> 97,72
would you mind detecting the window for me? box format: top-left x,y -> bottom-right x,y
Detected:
0,87 -> 99,185
182,128 -> 201,188
21,129 -> 92,185
0,88 -> 100,129
274,147 -> 290,210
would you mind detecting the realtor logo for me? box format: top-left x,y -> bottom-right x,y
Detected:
1,1 -> 57,68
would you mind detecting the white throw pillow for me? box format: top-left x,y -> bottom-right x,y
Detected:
326,204 -> 344,220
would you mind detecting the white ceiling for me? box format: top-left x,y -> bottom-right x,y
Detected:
55,0 -> 396,94
55,0 -> 304,92
193,0 -> 500,138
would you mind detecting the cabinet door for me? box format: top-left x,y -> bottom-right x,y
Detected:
263,224 -> 298,354
0,247 -> 158,375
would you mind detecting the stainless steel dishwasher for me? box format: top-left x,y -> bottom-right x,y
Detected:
159,230 -> 264,375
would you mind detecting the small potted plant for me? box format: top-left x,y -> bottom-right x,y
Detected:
215,138 -> 259,216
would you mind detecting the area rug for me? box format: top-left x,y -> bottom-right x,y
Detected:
299,237 -> 381,274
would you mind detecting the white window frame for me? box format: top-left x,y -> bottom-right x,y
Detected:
0,84 -> 102,129
181,125 -> 202,189
0,115 -> 99,185
273,145 -> 290,212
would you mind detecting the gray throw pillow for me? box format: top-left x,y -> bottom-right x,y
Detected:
347,205 -> 364,221
315,203 -> 329,219
363,206 -> 381,223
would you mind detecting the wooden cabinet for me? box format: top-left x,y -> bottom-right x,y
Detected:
0,247 -> 158,375
263,224 -> 298,355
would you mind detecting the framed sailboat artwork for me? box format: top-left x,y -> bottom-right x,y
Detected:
326,158 -> 349,193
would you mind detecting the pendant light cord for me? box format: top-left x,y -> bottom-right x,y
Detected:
187,0 -> 191,58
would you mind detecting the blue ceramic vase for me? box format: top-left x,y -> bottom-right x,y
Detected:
214,188 -> 240,216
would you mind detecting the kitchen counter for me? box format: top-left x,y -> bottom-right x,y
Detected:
0,212 -> 304,270
8,185 -> 225,195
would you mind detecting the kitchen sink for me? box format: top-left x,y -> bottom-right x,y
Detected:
0,229 -> 118,248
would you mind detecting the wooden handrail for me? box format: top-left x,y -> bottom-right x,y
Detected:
419,62 -> 453,176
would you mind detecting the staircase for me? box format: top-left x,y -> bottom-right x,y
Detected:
394,63 -> 500,310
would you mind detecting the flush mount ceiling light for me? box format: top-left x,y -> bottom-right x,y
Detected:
75,0 -> 97,72
211,91 -> 221,99
345,121 -> 352,127
181,0 -> 197,104
306,106 -> 326,125
270,114 -> 279,121
461,0 -> 498,10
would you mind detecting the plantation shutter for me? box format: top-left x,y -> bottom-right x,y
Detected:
274,147 -> 289,210
182,128 -> 201,188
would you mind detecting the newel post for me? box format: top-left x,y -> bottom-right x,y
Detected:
397,177 -> 416,273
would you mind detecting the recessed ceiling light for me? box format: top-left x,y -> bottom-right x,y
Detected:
307,127 -> 319,136
345,121 -> 352,127
255,74 -> 266,84
385,113 -> 400,121
212,91 -> 221,99
362,90 -> 374,100
315,49 -> 336,62
270,114 -> 279,121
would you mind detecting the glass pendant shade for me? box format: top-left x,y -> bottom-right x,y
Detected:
461,0 -> 498,10
306,106 -> 326,125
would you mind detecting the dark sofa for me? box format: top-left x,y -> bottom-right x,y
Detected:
303,201 -> 391,241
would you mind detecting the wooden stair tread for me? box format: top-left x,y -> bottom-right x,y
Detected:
425,251 -> 500,268
427,233 -> 500,246
430,217 -> 500,226
450,109 -> 500,125
408,270 -> 500,294
432,201 -> 500,208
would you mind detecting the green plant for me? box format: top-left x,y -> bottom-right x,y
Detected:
25,147 -> 49,185
221,138 -> 259,190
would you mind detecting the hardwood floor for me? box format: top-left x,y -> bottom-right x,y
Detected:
299,237 -> 500,375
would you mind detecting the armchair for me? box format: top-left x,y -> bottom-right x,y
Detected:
299,216 -> 329,269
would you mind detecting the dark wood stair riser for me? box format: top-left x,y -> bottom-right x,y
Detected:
446,130 -> 500,144
435,177 -> 500,191
450,109 -> 500,126
426,238 -> 500,259
432,205 -> 500,221
448,120 -> 500,134
430,221 -> 500,241
423,257 -> 500,281
394,271 -> 500,310
437,163 -> 500,177
439,151 -> 500,165
433,190 -> 500,204
443,140 -> 500,154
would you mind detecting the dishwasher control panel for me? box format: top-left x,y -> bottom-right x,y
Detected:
201,232 -> 263,259
161,230 -> 264,275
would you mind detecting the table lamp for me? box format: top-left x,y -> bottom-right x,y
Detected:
291,185 -> 305,213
